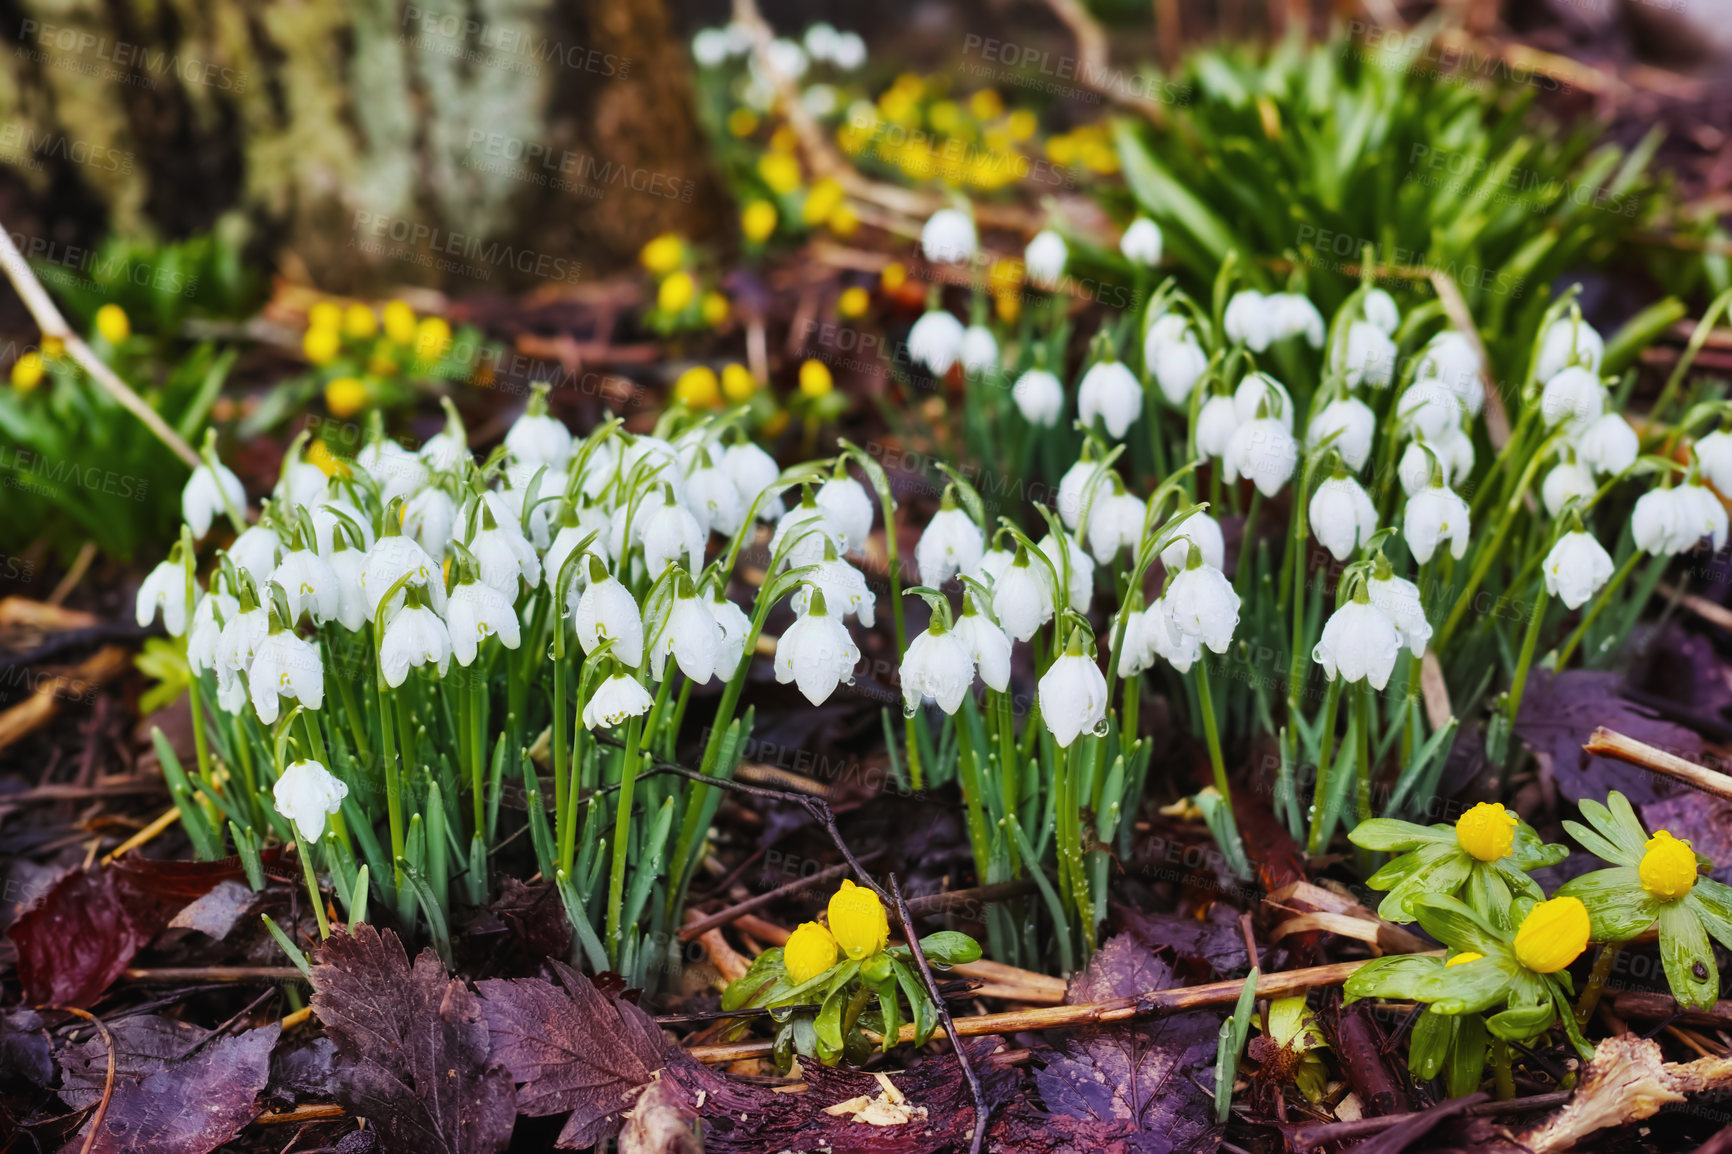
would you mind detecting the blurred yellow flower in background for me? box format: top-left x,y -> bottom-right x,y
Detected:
721,363 -> 757,402
413,316 -> 452,362
343,304 -> 378,339
701,291 -> 731,327
674,365 -> 721,408
10,351 -> 45,391
303,325 -> 341,365
95,303 -> 130,344
324,376 -> 367,418
383,300 -> 417,345
758,152 -> 802,196
838,286 -> 869,318
659,271 -> 697,313
639,233 -> 684,275
798,358 -> 833,398
742,201 -> 778,242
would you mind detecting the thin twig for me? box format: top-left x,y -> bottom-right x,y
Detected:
1584,727 -> 1732,804
678,854 -> 879,941
51,1005 -> 116,1154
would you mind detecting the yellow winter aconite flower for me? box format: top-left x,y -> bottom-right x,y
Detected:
324,376 -> 367,418
658,271 -> 696,313
639,233 -> 684,275
881,262 -> 907,292
838,286 -> 869,318
798,359 -> 833,399
413,316 -> 452,362
383,300 -> 418,345
827,879 -> 888,960
721,363 -> 757,402
742,201 -> 778,243
828,204 -> 859,238
1639,830 -> 1699,901
1513,897 -> 1590,974
308,301 -> 343,332
1445,951 -> 1484,967
343,304 -> 378,339
303,325 -> 341,366
96,303 -> 130,343
1455,802 -> 1516,862
970,88 -> 1004,120
784,921 -> 839,984
674,365 -> 720,408
11,351 -> 45,391
803,179 -> 845,227
701,291 -> 730,327
305,438 -> 349,478
758,153 -> 802,196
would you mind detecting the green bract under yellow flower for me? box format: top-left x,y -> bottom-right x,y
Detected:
1513,897 -> 1589,974
1639,830 -> 1698,901
828,879 -> 889,960
784,920 -> 839,984
1456,802 -> 1516,862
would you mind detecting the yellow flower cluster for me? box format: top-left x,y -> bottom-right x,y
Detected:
783,879 -> 890,984
639,234 -> 732,330
1046,122 -> 1119,174
839,76 -> 1040,192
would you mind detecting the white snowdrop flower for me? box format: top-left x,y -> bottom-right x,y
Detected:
683,458 -> 744,538
1542,460 -> 1597,518
1680,482 -> 1729,551
917,504 -> 984,588
228,526 -> 282,589
1120,218 -> 1163,265
692,27 -> 731,67
1367,571 -> 1432,658
1396,382 -> 1465,443
1233,372 -> 1293,431
216,600 -> 267,679
327,547 -> 367,632
361,531 -> 448,620
1540,366 -> 1607,432
1012,368 -> 1065,426
1038,632 -> 1108,748
901,622 -> 975,714
505,411 -> 572,472
920,208 -> 977,264
187,589 -> 237,673
356,440 -> 430,504
774,590 -> 860,705
583,670 -> 655,730
1309,475 -> 1379,562
572,559 -> 645,667
1397,441 -> 1438,497
803,22 -> 839,62
419,428 -> 468,474
1225,417 -> 1298,497
908,309 -> 966,376
380,603 -> 452,687
641,494 -> 705,578
403,487 -> 457,557
1145,316 -> 1208,407
1632,487 -> 1688,555
1433,428 -> 1476,486
1166,552 -> 1240,654
249,630 -> 324,724
504,462 -> 560,549
310,499 -> 373,557
1334,321 -> 1397,389
1404,485 -> 1471,563
275,462 -> 328,514
1077,360 -> 1143,440
272,548 -> 341,626
791,549 -> 875,627
1038,532 -> 1095,615
801,84 -> 838,117
1160,510 -> 1224,572
1086,483 -> 1146,565
182,461 -> 246,538
273,760 -> 348,844
1574,413 -> 1638,477
1415,331 -> 1484,416
1056,457 -> 1110,531
446,579 -> 521,666
1269,293 -> 1326,348
650,588 -> 723,684
815,476 -> 874,554
992,549 -> 1055,642
1024,229 -> 1068,287
469,511 -> 541,597
1224,290 -> 1272,351
1146,596 -> 1201,673
1307,397 -> 1377,472
723,442 -> 785,522
1535,315 -> 1604,383
136,558 -> 192,636
1313,599 -> 1401,691
1196,394 -> 1240,459
215,671 -> 248,714
710,586 -> 751,676
1544,532 -> 1615,611
953,599 -> 1010,692
972,545 -> 1015,585
1697,430 -> 1732,495
622,436 -> 684,499
830,30 -> 866,69
1363,288 -> 1400,336
1115,603 -> 1158,678
540,504 -> 612,589
761,37 -> 808,80
960,325 -> 1000,378
768,497 -> 846,570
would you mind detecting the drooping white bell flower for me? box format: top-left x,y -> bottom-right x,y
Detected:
1415,331 -> 1484,416
582,669 -> 655,730
1077,360 -> 1143,440
916,502 -> 984,588
249,629 -> 324,724
379,602 -> 453,687
1195,394 -> 1239,460
992,547 -> 1055,642
1024,229 -> 1068,287
419,428 -> 469,474
952,597 -> 1010,692
360,530 -> 447,621
830,30 -> 866,69
1119,218 -> 1163,266
1224,290 -> 1272,351
187,589 -> 238,673
908,309 -> 966,376
920,208 -> 977,264
709,585 -> 752,676
1573,413 -> 1638,477
723,442 -> 786,522
272,547 -> 341,626
355,440 -> 429,504
136,558 -> 193,636
1012,368 -> 1065,426
1396,382 -> 1465,443
1268,293 -> 1326,348
1693,430 -> 1732,496
1543,531 -> 1615,611
310,499 -> 374,557
815,475 -> 875,554
1403,484 -> 1471,563
1309,475 -> 1379,562
959,325 -> 1000,378
1115,601 -> 1158,678
1037,532 -> 1095,615
446,578 -> 522,666
501,462 -> 557,551
1166,548 -> 1240,654
1144,315 -> 1208,407
1307,397 -> 1377,472
1313,597 -> 1401,691
1541,460 -> 1597,518
402,487 -> 456,557
571,557 -> 645,667
1430,429 -> 1476,489
1632,487 -> 1688,555
1225,417 -> 1299,497
692,26 -> 731,67
228,525 -> 282,590
1333,321 -> 1396,389
1038,630 -> 1108,748
1678,482 -> 1729,551
1056,457 -> 1110,531
768,493 -> 847,571
1535,315 -> 1604,383
543,507 -> 610,592
275,461 -> 328,514
182,460 -> 246,538
1160,510 -> 1225,572
1540,366 -> 1607,432
504,398 -> 573,470
686,456 -> 745,538
790,544 -> 875,626
1363,288 -> 1400,336
901,620 -> 975,714
1146,595 -> 1202,673
1367,569 -> 1432,657
972,545 -> 1015,585
649,586 -> 723,684
326,546 -> 368,633
273,760 -> 348,843
1234,372 -> 1294,431
774,589 -> 860,705
216,601 -> 268,679
640,490 -> 705,577
1086,481 -> 1146,564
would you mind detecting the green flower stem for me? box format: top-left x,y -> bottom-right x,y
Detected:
1307,678 -> 1345,856
552,650 -> 570,869
993,689 -> 1020,874
1574,942 -> 1623,1026
470,672 -> 486,840
1505,586 -> 1550,734
605,713 -> 644,962
1552,547 -> 1644,669
1490,1040 -> 1515,1101
324,635 -> 369,761
1354,683 -> 1375,875
1195,659 -> 1244,874
1234,490 -> 1261,601
1059,740 -> 1095,951
952,703 -> 994,886
1652,287 -> 1732,428
1434,442 -> 1553,653
376,680 -> 405,887
299,838 -> 331,939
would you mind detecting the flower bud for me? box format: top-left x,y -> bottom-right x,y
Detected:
1513,897 -> 1590,974
827,879 -> 890,960
1639,830 -> 1699,901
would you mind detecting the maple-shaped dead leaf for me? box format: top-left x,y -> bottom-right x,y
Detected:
310,925 -> 515,1154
